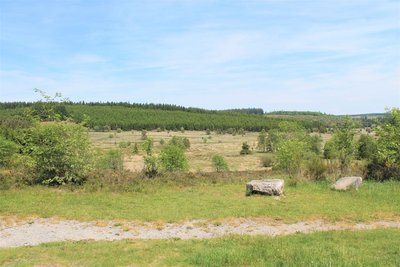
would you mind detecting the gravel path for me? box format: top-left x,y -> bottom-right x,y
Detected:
1,217 -> 399,248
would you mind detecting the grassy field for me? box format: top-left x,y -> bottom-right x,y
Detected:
1,180 -> 399,222
89,130 -> 332,172
1,229 -> 399,266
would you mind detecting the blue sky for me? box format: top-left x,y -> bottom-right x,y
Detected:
0,0 -> 399,114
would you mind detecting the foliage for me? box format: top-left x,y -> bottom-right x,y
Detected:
158,145 -> 188,172
324,118 -> 355,174
29,122 -> 92,185
132,143 -> 139,154
141,138 -> 154,155
257,129 -> 267,152
0,136 -> 19,167
275,139 -> 308,178
367,108 -> 400,181
240,142 -> 251,155
168,136 -> 190,150
356,134 -> 377,160
211,155 -> 229,172
143,155 -> 159,178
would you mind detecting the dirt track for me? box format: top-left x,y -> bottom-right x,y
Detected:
1,217 -> 399,248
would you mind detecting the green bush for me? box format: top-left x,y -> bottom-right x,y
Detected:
356,134 -> 377,160
366,108 -> 400,181
275,140 -> 307,178
143,155 -> 159,178
159,145 -> 188,172
240,142 -> 251,155
29,122 -> 93,185
141,138 -> 154,155
169,136 -> 190,150
212,155 -> 229,172
0,136 -> 19,167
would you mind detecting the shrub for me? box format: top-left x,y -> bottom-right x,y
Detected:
159,145 -> 188,172
260,154 -> 274,168
143,155 -> 159,178
29,122 -> 92,185
116,128 -> 122,133
180,127 -> 185,133
205,129 -> 211,135
0,136 -> 19,167
366,108 -> 400,181
257,129 -> 267,152
212,155 -> 229,172
356,134 -> 377,160
240,142 -> 251,155
275,140 -> 307,178
141,138 -> 154,155
169,136 -> 190,150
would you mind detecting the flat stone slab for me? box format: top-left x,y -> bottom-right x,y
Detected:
333,176 -> 363,191
246,179 -> 284,196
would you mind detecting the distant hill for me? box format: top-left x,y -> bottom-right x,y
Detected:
0,102 -> 351,132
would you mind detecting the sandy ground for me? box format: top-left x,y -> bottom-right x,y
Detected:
1,217 -> 399,248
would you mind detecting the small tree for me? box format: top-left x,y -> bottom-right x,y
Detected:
356,134 -> 377,160
212,155 -> 229,172
143,155 -> 158,178
367,108 -> 400,181
141,138 -> 154,155
275,140 -> 307,178
169,136 -> 190,150
257,129 -> 267,152
240,142 -> 251,155
159,145 -> 188,172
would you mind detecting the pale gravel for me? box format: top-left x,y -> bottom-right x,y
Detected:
0,217 -> 399,248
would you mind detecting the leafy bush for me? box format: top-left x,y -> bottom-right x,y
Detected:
29,122 -> 93,185
240,142 -> 251,155
159,145 -> 188,172
275,140 -> 307,178
366,108 -> 400,181
169,136 -> 190,150
356,134 -> 377,160
212,155 -> 229,172
0,136 -> 19,167
141,138 -> 154,155
143,155 -> 159,178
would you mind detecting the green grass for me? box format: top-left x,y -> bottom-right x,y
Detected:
0,181 -> 399,222
0,229 -> 399,266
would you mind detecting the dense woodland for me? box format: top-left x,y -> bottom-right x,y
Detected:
0,102 -> 357,132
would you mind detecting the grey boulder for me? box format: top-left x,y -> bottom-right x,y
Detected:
333,176 -> 363,191
246,179 -> 284,196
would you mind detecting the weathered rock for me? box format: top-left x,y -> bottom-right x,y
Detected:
333,176 -> 363,190
246,179 -> 284,196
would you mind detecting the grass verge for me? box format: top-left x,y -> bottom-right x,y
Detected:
0,180 -> 399,222
0,229 -> 399,266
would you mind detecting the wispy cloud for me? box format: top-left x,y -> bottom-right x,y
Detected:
0,0 -> 398,114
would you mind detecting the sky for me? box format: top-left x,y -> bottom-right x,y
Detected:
0,0 -> 399,115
